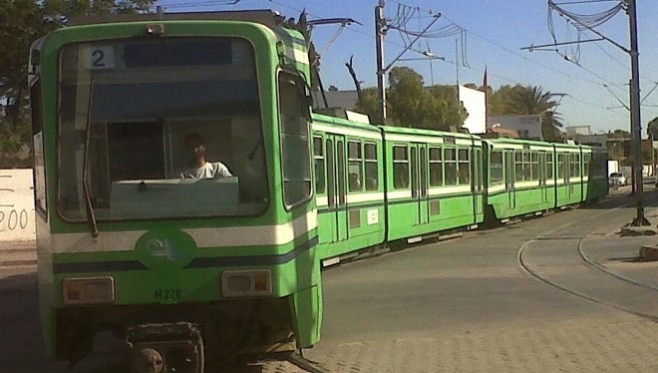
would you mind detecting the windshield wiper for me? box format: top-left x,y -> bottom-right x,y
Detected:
82,78 -> 99,238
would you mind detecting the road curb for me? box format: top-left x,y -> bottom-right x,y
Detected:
0,260 -> 37,268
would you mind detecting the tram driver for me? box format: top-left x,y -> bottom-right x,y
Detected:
179,132 -> 233,179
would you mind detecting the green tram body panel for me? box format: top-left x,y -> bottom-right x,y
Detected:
31,14 -> 321,361
311,114 -> 386,262
381,127 -> 484,242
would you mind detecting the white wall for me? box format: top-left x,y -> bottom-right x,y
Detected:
459,86 -> 486,134
0,169 -> 36,244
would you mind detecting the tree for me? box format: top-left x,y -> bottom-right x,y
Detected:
0,0 -> 155,167
607,129 -> 631,139
352,88 -> 381,124
647,116 -> 658,138
328,85 -> 338,92
489,85 -> 564,141
352,66 -> 467,129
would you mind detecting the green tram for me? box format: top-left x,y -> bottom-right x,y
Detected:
311,111 -> 609,267
310,123 -> 607,267
26,9 -> 608,372
29,11 -> 321,371
482,138 -> 608,222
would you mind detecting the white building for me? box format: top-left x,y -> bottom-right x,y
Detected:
487,115 -> 542,140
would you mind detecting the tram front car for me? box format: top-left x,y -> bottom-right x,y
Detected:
29,11 -> 321,371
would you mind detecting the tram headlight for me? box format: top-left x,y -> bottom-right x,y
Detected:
221,270 -> 272,297
63,277 -> 115,305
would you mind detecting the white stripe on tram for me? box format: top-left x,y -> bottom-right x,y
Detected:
312,123 -> 381,140
316,196 -> 328,207
488,184 -> 506,193
515,180 -> 540,189
385,134 -> 444,144
346,192 -> 385,204
387,190 -> 412,200
51,210 -> 319,253
427,185 -> 472,196
288,47 -> 309,65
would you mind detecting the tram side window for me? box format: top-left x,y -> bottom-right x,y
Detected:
515,152 -> 524,182
31,79 -> 47,215
547,153 -> 554,180
458,149 -> 470,184
393,145 -> 409,189
445,148 -> 457,185
531,152 -> 539,181
570,154 -> 580,178
583,153 -> 591,177
348,140 -> 363,192
279,73 -> 312,207
429,147 -> 443,186
364,143 -> 378,191
313,137 -> 325,194
558,154 -> 567,180
490,151 -> 503,185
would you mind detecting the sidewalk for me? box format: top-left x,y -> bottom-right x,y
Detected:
582,228 -> 658,292
0,240 -> 37,268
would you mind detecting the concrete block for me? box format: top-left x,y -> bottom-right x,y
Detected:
620,226 -> 657,237
639,246 -> 658,261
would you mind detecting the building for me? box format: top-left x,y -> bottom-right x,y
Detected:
573,134 -> 607,148
487,115 -> 542,140
606,137 -> 654,166
565,125 -> 591,137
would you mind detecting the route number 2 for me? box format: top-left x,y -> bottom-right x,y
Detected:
86,46 -> 115,69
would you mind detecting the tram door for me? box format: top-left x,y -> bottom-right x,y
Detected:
472,147 -> 482,217
540,152 -> 548,203
410,143 -> 430,226
563,153 -> 574,198
505,151 -> 516,209
325,135 -> 349,243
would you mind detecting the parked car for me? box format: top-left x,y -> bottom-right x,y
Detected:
609,172 -> 627,186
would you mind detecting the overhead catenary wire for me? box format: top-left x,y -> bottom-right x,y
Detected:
161,0 -> 626,90
159,0 -> 634,117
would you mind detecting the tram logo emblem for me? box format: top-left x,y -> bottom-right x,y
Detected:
135,230 -> 197,270
146,238 -> 183,261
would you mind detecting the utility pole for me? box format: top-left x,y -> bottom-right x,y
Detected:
375,0 -> 387,121
375,1 -> 441,122
628,0 -> 648,225
525,0 -> 649,226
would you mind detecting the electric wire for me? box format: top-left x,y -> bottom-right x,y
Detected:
158,0 -> 634,118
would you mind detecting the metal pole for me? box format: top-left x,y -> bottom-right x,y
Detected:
649,132 -> 656,178
455,39 -> 459,86
375,1 -> 387,122
629,0 -> 649,225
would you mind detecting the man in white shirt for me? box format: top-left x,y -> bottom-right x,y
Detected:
180,133 -> 233,179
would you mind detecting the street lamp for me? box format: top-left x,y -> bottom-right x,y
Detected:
399,52 -> 445,86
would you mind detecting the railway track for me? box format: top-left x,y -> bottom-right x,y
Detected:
518,192 -> 658,323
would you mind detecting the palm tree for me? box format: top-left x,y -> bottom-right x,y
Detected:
509,85 -> 564,141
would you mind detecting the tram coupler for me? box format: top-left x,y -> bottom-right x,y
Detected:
125,322 -> 204,373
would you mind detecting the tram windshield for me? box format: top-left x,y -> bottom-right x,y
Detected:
57,37 -> 269,220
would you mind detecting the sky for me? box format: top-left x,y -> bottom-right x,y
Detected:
151,0 -> 658,135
